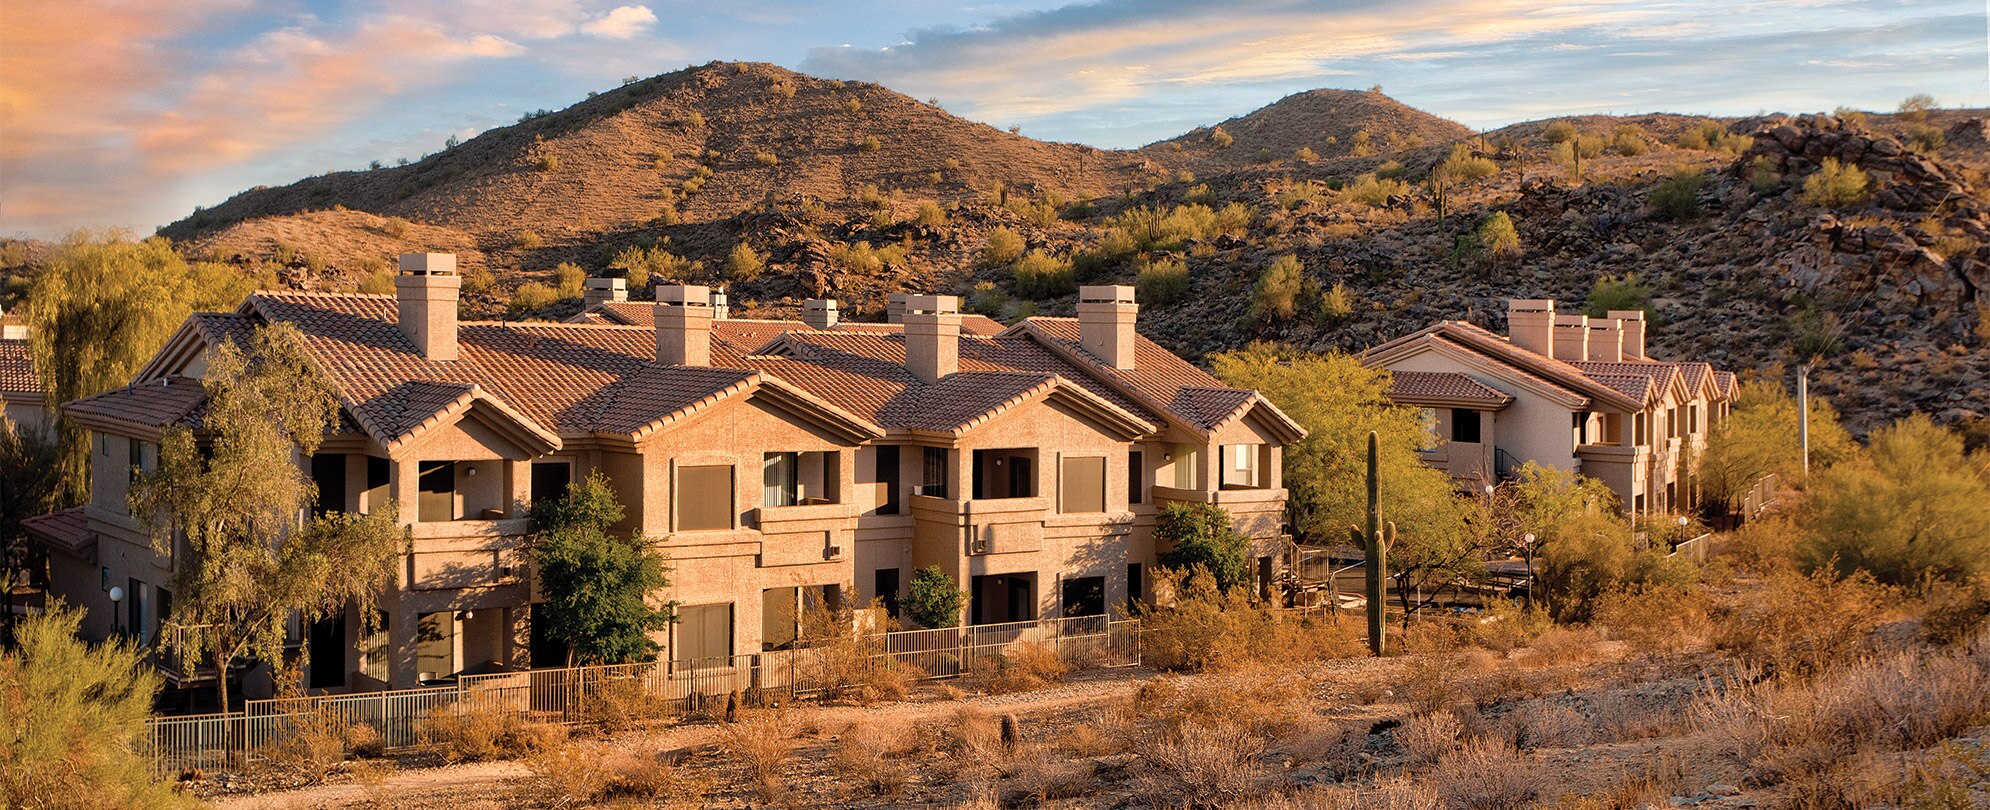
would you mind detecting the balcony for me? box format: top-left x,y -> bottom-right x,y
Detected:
754,501 -> 859,566
909,495 -> 1047,556
1151,485 -> 1287,540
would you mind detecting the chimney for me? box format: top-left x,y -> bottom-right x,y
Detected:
654,284 -> 713,366
1077,285 -> 1137,370
583,277 -> 627,309
802,298 -> 840,330
709,288 -> 730,320
1552,314 -> 1590,362
1586,318 -> 1624,362
396,253 -> 460,361
903,294 -> 960,384
1609,310 -> 1647,359
885,292 -> 911,324
0,306 -> 26,341
1505,299 -> 1555,357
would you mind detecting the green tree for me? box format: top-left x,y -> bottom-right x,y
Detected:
1697,379 -> 1854,513
904,565 -> 964,628
1509,462 -> 1621,617
1247,255 -> 1305,323
27,231 -> 259,506
528,471 -> 674,664
1154,502 -> 1251,594
128,323 -> 404,713
1799,415 -> 1990,586
0,606 -> 195,809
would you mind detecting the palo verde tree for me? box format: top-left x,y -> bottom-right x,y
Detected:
26,231 -> 262,507
1155,502 -> 1252,594
528,470 -> 674,665
1799,414 -> 1990,587
1697,377 -> 1854,515
128,322 -> 403,713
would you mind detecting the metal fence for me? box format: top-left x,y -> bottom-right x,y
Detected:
145,615 -> 1139,776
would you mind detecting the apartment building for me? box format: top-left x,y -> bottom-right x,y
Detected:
1365,299 -> 1735,515
0,307 -> 44,432
27,255 -> 1301,692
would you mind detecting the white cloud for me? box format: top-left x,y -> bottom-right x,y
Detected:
581,5 -> 657,39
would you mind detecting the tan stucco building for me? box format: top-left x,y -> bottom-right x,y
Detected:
28,256 -> 1301,692
1366,299 -> 1735,515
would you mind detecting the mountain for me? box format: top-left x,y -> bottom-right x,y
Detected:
146,63 -> 1990,436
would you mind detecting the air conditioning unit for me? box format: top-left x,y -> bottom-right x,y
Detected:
823,545 -> 842,560
970,539 -> 989,555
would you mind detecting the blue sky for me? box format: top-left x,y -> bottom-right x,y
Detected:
2,0 -> 1984,239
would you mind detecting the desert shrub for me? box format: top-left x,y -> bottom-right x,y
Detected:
1135,256 -> 1191,303
966,642 -> 1070,694
1374,159 -> 1410,179
1476,211 -> 1520,258
1011,250 -> 1075,298
856,134 -> 881,152
978,226 -> 1027,268
1677,121 -> 1753,154
537,154 -> 560,172
965,280 -> 1011,317
520,739 -> 699,807
1001,742 -> 1098,804
1209,126 -> 1234,148
720,712 -> 798,804
512,229 -> 543,249
1789,305 -> 1845,358
1502,701 -> 1591,749
552,262 -> 585,298
1397,710 -> 1463,763
462,267 -> 495,294
380,216 -> 411,238
417,694 -> 565,764
1542,121 -> 1578,143
1907,123 -> 1945,152
911,200 -> 946,227
905,565 -> 965,628
1898,93 -> 1938,121
1711,568 -> 1887,676
1430,739 -> 1546,810
1592,584 -> 1710,655
834,721 -> 913,797
571,676 -> 671,733
1248,254 -> 1306,322
1801,157 -> 1870,208
1438,144 -> 1498,182
723,242 -> 765,281
510,281 -> 558,313
752,151 -> 778,167
1141,568 -> 1361,671
1800,415 -> 1990,585
938,705 -> 1002,758
1747,156 -> 1784,193
356,266 -> 396,295
1612,126 -> 1651,156
797,599 -> 911,704
1921,580 -> 1990,645
1318,282 -> 1355,322
1103,203 -> 1251,252
1583,272 -> 1652,318
826,241 -> 904,276
1397,655 -> 1469,716
256,693 -> 383,784
1131,721 -> 1265,807
1649,167 -> 1705,220
1346,173 -> 1407,207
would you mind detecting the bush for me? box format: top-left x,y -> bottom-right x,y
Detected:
857,135 -> 881,152
752,151 -> 779,167
552,262 -> 585,299
966,642 -> 1069,694
1898,93 -> 1938,121
1011,250 -> 1075,298
912,200 -> 946,227
1542,121 -> 1578,143
1649,167 -> 1705,220
1476,211 -> 1520,258
724,242 -> 765,281
1612,126 -> 1650,156
1155,502 -> 1250,593
512,229 -> 543,249
1296,146 -> 1318,162
1711,568 -> 1887,676
1247,255 -> 1306,323
1677,121 -> 1753,155
1799,414 -> 1990,586
1318,282 -> 1355,322
1438,144 -> 1497,183
1801,157 -> 1870,208
1135,256 -> 1190,303
418,694 -> 566,763
905,565 -> 964,628
1907,123 -> 1945,152
1431,740 -> 1547,810
720,713 -> 797,804
1583,273 -> 1652,319
1130,721 -> 1264,807
510,281 -> 558,313
521,740 -> 700,806
380,216 -> 411,238
357,266 -> 396,295
1209,126 -> 1233,148
462,267 -> 495,294
1346,173 -> 1407,207
1593,584 -> 1711,655
1140,568 -> 1362,671
980,227 -> 1026,267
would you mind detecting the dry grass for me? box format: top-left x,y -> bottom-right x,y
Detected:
1429,739 -> 1546,810
833,720 -> 915,797
571,675 -> 672,733
965,642 -> 1069,694
415,695 -> 566,764
1711,569 -> 1889,676
520,739 -> 704,808
1395,710 -> 1461,763
1594,585 -> 1712,655
1132,721 -> 1267,807
718,711 -> 800,804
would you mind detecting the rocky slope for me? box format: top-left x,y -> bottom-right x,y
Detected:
142,63 -> 1990,435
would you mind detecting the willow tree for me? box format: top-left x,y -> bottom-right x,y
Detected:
26,231 -> 262,506
129,322 -> 401,713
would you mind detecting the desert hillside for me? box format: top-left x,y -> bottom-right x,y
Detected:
134,62 -> 1990,435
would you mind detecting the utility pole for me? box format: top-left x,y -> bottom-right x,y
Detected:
1798,365 -> 1810,475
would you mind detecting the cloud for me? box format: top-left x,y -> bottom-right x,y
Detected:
582,5 -> 658,39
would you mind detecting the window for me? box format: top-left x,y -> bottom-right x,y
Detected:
1128,450 -> 1144,504
971,450 -> 1034,499
763,452 -> 798,508
1667,408 -> 1678,439
874,568 -> 900,617
676,464 -> 734,531
1689,405 -> 1700,434
1635,413 -> 1648,446
126,579 -> 148,642
675,603 -> 733,667
1061,576 -> 1106,618
128,439 -> 149,485
416,611 -> 456,681
364,456 -> 390,514
1451,409 -> 1482,443
530,460 -> 572,505
761,587 -> 798,650
417,461 -> 455,522
1126,563 -> 1144,613
310,453 -> 346,516
360,611 -> 391,684
874,445 -> 901,515
1172,444 -> 1199,489
1220,445 -> 1260,489
920,447 -> 948,498
1060,456 -> 1105,513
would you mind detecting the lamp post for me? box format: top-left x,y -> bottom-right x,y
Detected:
108,585 -> 125,637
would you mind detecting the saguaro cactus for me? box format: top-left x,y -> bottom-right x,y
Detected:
1347,430 -> 1395,656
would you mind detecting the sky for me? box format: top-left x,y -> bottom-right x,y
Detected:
1,0 -> 1985,240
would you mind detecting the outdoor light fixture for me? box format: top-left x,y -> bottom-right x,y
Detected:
458,609 -> 475,621
1677,516 -> 1689,527
108,586 -> 125,604
465,466 -> 478,477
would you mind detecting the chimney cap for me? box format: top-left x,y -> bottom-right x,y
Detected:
1507,298 -> 1554,313
398,252 -> 457,276
657,284 -> 712,306
584,277 -> 625,291
1606,309 -> 1646,321
804,297 -> 839,310
1079,285 -> 1135,304
903,294 -> 959,316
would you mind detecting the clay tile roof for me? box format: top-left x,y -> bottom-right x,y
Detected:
587,301 -> 1005,337
23,507 -> 92,556
0,339 -> 36,395
1421,322 -> 1645,410
1387,371 -> 1515,407
1002,318 -> 1287,434
65,376 -> 210,429
593,366 -> 759,435
1714,371 -> 1738,399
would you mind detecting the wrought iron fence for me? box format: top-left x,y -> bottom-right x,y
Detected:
145,615 -> 1139,776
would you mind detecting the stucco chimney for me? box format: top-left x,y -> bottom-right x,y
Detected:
1077,285 -> 1137,370
0,306 -> 27,340
1505,299 -> 1556,357
1609,310 -> 1646,359
396,253 -> 459,361
1552,314 -> 1590,362
803,298 -> 839,330
1587,318 -> 1624,362
655,284 -> 713,366
885,292 -> 911,324
903,294 -> 960,384
709,288 -> 730,320
583,277 -> 626,309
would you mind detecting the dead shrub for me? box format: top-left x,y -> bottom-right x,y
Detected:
1429,739 -> 1546,810
1712,569 -> 1888,676
1396,656 -> 1467,716
940,705 -> 1002,759
256,703 -> 378,785
835,720 -> 914,797
1278,720 -> 1369,777
1142,568 -> 1361,671
1131,721 -> 1266,807
1466,601 -> 1551,654
720,711 -> 798,802
966,642 -> 1069,694
1254,776 -> 1442,809
1502,701 -> 1590,749
1054,721 -> 1125,758
1594,584 -> 1712,655
1516,625 -> 1606,669
1149,669 -> 1307,740
1000,744 -> 1098,804
522,739 -> 701,807
573,675 -> 671,733
417,694 -> 565,764
1395,710 -> 1462,763
1921,579 -> 1990,646
798,599 -> 913,703
1584,689 -> 1693,742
